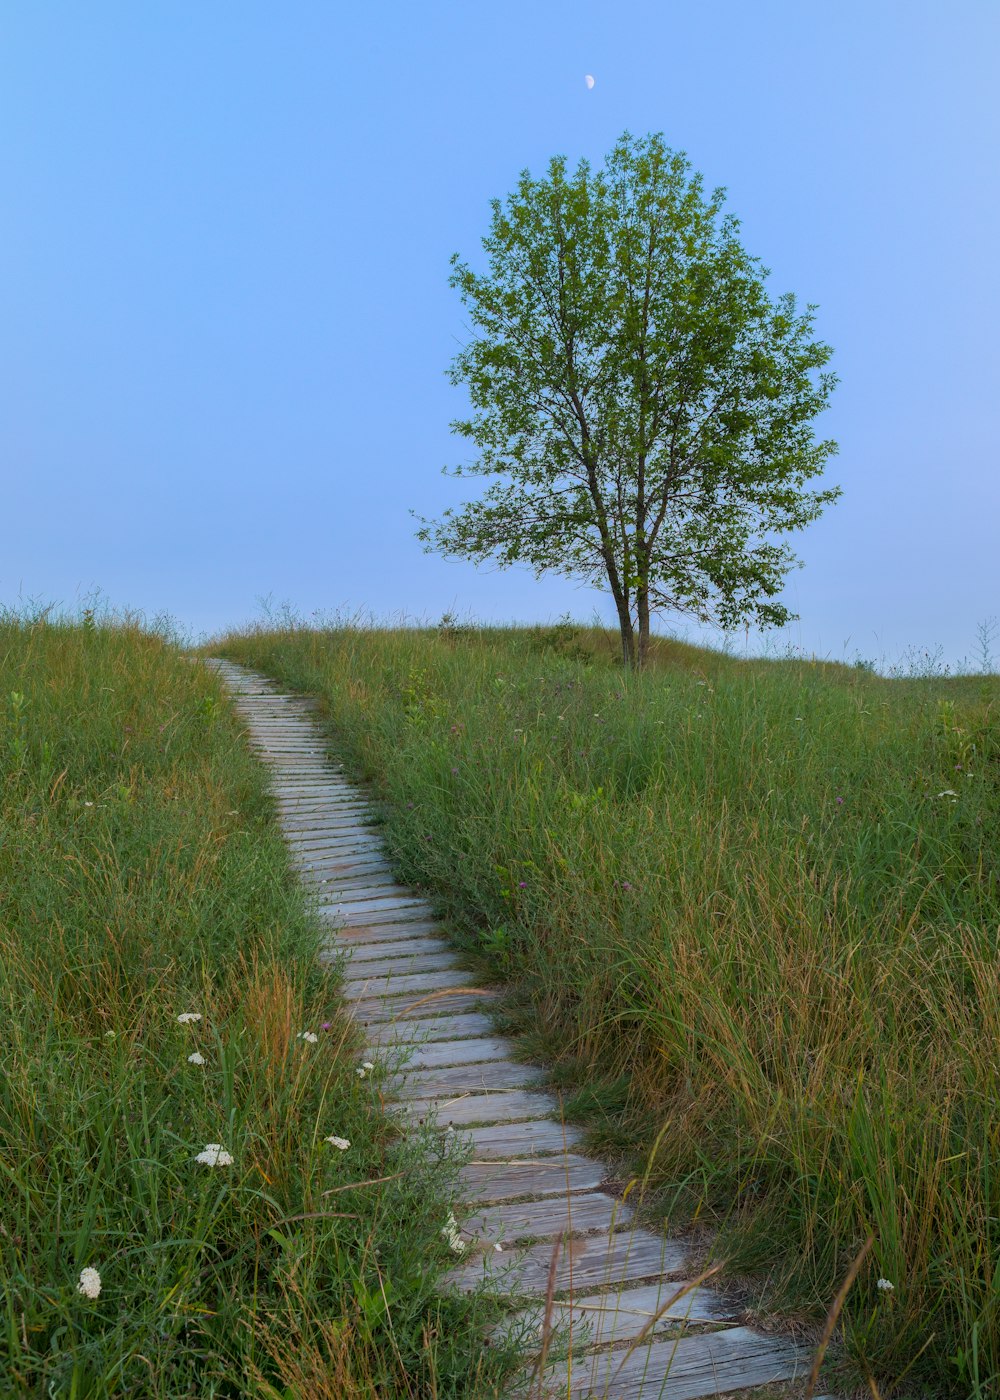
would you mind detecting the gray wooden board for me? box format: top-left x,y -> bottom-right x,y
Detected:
453,1118 -> 584,1159
519,1277 -> 735,1349
304,876 -> 402,897
341,968 -> 478,1000
283,815 -> 370,829
347,950 -> 459,980
395,1088 -> 559,1125
294,839 -> 385,860
445,1228 -> 688,1296
348,990 -> 496,1022
284,818 -> 374,833
293,836 -> 384,854
277,792 -> 361,801
320,894 -> 431,917
300,855 -> 394,873
300,859 -> 396,881
286,818 -> 375,833
457,1155 -> 606,1203
285,812 -> 374,828
394,1060 -> 547,1096
278,803 -> 362,815
314,886 -> 416,908
330,918 -> 439,940
382,1035 -> 512,1069
552,1326 -> 810,1400
371,1011 -> 497,1044
274,787 -> 356,799
346,936 -> 452,963
277,794 -> 364,803
462,1191 -> 632,1245
336,905 -> 437,929
333,918 -> 445,944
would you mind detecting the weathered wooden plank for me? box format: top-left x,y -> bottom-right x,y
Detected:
462,1190 -> 632,1245
552,1325 -> 810,1400
291,837 -> 381,856
394,1088 -> 559,1125
347,950 -> 460,980
320,893 -> 430,918
315,884 -> 416,908
304,876 -> 403,899
273,783 -> 356,796
394,1060 -> 546,1096
347,989 -> 496,1022
385,1035 -> 512,1070
331,918 -> 444,944
284,817 -> 375,834
456,1155 -> 605,1204
285,817 -> 375,834
445,1228 -> 687,1296
299,850 -> 391,868
452,1118 -> 584,1159
275,788 -> 358,799
335,904 -> 436,929
519,1276 -> 735,1350
283,806 -> 373,822
282,815 -> 371,830
341,968 -> 477,1000
345,935 -> 451,963
293,839 -> 384,864
282,805 -> 373,821
371,1011 -> 497,1045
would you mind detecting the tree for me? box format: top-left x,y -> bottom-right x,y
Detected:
415,132 -> 840,669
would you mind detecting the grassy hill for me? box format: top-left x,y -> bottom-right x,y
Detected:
215,618 -> 1000,1398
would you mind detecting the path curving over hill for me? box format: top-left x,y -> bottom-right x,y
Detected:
205,657 -> 834,1400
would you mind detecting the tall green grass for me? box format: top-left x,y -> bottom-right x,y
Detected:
0,614 -> 515,1398
215,619 -> 1000,1398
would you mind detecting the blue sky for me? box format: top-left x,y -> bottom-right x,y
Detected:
2,2 -> 997,668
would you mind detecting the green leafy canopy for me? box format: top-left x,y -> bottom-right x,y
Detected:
415,131 -> 839,664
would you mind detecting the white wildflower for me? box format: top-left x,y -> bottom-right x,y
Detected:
187,1052 -> 205,1065
103,1030 -> 116,1040
936,790 -> 958,799
77,1266 -> 102,1299
441,1211 -> 466,1254
325,1135 -> 350,1151
177,1013 -> 202,1024
195,1143 -> 234,1167
362,1061 -> 375,1071
494,1242 -> 503,1252
876,1278 -> 895,1292
83,801 -> 94,807
297,1031 -> 319,1044
356,1067 -> 367,1078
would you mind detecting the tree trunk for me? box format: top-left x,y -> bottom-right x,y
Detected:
616,602 -> 637,669
637,584 -> 651,669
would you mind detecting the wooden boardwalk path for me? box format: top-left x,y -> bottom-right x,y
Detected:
206,659 -> 833,1400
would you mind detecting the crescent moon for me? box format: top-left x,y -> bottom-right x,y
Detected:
585,74 -> 595,89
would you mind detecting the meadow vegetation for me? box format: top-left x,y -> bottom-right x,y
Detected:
216,617 -> 1000,1399
0,613 -> 516,1398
